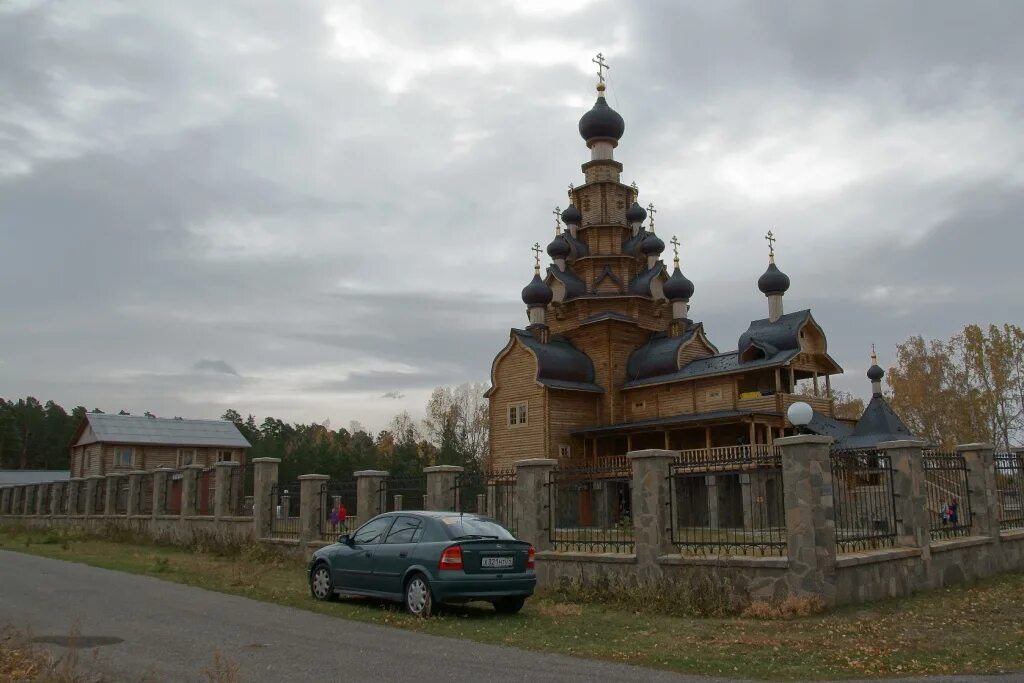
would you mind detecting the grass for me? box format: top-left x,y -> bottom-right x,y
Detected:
2,526 -> 1024,681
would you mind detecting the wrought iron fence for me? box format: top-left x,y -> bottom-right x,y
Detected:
486,468 -> 517,534
58,485 -> 69,514
198,467 -> 216,515
668,447 -> 786,556
238,463 -> 255,515
137,474 -> 154,514
114,478 -> 129,514
382,475 -> 427,512
92,481 -> 105,514
24,486 -> 36,514
319,480 -> 358,541
35,486 -> 48,515
453,471 -> 487,514
74,483 -> 86,515
922,452 -> 972,540
830,449 -> 898,552
548,463 -> 634,553
269,482 -> 302,538
165,472 -> 182,515
995,452 -> 1024,531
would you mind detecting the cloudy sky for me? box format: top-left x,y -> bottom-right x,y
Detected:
2,0 -> 1023,430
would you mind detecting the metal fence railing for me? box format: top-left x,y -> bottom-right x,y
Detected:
24,486 -> 36,515
548,463 -> 634,553
486,468 -> 517,535
453,471 -> 487,514
382,476 -> 427,512
35,486 -> 48,515
198,467 -> 216,515
319,480 -> 358,541
995,452 -> 1024,531
269,482 -> 302,538
922,451 -> 972,540
75,483 -> 86,515
165,471 -> 182,515
58,485 -> 69,514
137,473 -> 154,514
830,449 -> 899,552
668,447 -> 786,556
92,481 -> 105,514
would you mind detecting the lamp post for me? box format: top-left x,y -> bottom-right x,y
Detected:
787,401 -> 813,435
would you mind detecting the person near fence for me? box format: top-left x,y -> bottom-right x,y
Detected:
329,504 -> 339,532
338,501 -> 349,532
946,497 -> 959,526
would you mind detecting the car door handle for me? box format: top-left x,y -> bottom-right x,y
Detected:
398,552 -> 408,558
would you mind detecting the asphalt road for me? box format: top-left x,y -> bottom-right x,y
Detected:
1,551 -> 1022,683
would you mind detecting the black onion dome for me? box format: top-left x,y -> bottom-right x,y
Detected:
626,201 -> 647,224
867,363 -> 884,382
641,232 -> 665,255
521,273 -> 553,306
546,235 -> 570,259
561,204 -> 582,226
757,261 -> 791,295
663,266 -> 695,301
578,93 -> 625,143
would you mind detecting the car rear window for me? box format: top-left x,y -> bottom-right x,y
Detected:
438,515 -> 516,540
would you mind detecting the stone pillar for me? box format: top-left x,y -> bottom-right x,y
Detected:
49,482 -> 64,515
629,449 -> 676,572
393,494 -> 403,511
424,465 -> 463,511
214,461 -> 240,520
105,475 -> 121,516
152,468 -> 172,516
355,470 -> 388,524
299,474 -> 329,544
956,443 -> 998,540
252,458 -> 280,538
180,465 -> 203,517
514,458 -> 556,550
67,479 -> 82,516
881,440 -> 929,552
777,435 -> 837,604
85,476 -> 103,515
127,471 -> 146,516
0,487 -> 10,515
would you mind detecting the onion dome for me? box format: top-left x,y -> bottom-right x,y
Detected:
664,266 -> 695,301
521,272 -> 552,307
546,235 -> 570,259
578,85 -> 625,144
867,347 -> 884,382
757,261 -> 790,295
626,201 -> 647,224
561,204 -> 582,226
641,232 -> 665,255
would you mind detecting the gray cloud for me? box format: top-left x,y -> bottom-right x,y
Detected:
1,0 -> 1022,429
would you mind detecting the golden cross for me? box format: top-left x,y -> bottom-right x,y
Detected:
592,53 -> 609,84
532,242 -> 542,271
567,183 -> 574,201
552,206 -> 562,234
871,343 -> 877,364
670,235 -> 680,263
630,181 -> 638,202
647,202 -> 657,232
764,230 -> 776,259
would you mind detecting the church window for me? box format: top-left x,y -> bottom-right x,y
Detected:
115,447 -> 134,469
558,444 -> 570,458
507,402 -> 528,427
177,448 -> 196,467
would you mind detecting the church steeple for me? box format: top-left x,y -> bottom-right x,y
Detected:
578,53 -> 624,162
757,230 -> 790,322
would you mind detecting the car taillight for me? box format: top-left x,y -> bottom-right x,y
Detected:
526,545 -> 535,569
439,545 -> 464,571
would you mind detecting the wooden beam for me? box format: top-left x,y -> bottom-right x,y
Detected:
748,421 -> 756,446
704,426 -> 712,450
813,371 -> 819,397
664,430 -> 671,449
789,367 -> 795,393
774,367 -> 782,393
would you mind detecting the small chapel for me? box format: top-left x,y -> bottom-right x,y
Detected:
485,59 -> 917,471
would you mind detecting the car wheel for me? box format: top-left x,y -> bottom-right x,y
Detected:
493,596 -> 526,614
404,573 -> 433,617
310,563 -> 337,602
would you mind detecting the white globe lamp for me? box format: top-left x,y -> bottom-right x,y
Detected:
787,401 -> 814,433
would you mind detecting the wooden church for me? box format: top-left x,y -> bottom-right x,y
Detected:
485,62 -> 912,470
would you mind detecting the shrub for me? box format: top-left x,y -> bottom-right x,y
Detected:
541,572 -> 744,617
740,593 -> 826,620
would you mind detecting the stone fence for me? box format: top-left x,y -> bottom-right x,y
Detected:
3,438 -> 1024,607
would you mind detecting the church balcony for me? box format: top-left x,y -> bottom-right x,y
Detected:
736,392 -> 832,417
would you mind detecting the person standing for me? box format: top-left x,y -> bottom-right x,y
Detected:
338,501 -> 349,532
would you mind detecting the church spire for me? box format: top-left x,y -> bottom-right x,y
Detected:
757,230 -> 790,322
578,53 -> 624,160
664,235 -> 695,322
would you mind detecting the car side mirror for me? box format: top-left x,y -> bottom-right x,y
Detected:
338,534 -> 352,546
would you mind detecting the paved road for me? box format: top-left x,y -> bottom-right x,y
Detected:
1,551 -> 1022,683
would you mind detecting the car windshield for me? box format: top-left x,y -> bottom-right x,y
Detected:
439,515 -> 516,540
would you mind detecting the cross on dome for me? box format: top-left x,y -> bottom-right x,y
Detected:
592,52 -> 609,85
552,206 -> 562,234
764,230 -> 777,262
532,242 -> 542,272
670,235 -> 680,264
647,202 -> 657,232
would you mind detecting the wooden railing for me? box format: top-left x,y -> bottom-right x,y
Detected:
675,444 -> 781,468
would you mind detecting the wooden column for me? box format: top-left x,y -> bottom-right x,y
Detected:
789,367 -> 795,393
748,421 -> 757,446
704,426 -> 712,450
813,371 -> 819,396
663,430 -> 671,449
774,368 -> 782,393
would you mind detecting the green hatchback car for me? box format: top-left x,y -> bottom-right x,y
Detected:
308,511 -> 536,616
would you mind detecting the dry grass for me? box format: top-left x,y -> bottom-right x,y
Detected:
0,625 -> 100,683
202,651 -> 241,683
741,594 -> 827,620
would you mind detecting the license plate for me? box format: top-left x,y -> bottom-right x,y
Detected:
481,556 -> 514,569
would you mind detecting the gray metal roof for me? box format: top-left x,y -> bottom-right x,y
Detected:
78,414 -> 251,448
738,309 -> 811,359
512,329 -> 603,393
806,411 -> 854,441
0,470 -> 70,485
628,262 -> 665,296
547,265 -> 587,299
622,348 -> 800,389
626,327 -> 699,381
834,394 -> 918,450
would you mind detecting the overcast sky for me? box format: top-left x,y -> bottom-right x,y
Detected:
2,0 -> 1023,431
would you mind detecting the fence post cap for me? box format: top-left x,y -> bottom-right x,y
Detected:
69,477 -> 86,482
129,470 -> 148,475
86,475 -> 106,480
354,469 -> 389,478
153,467 -> 176,473
513,458 -> 558,469
297,474 -> 330,481
954,442 -> 995,452
251,457 -> 282,464
627,448 -> 677,460
184,464 -> 206,470
774,435 -> 833,446
215,460 -> 241,468
876,439 -> 928,450
423,465 -> 464,473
